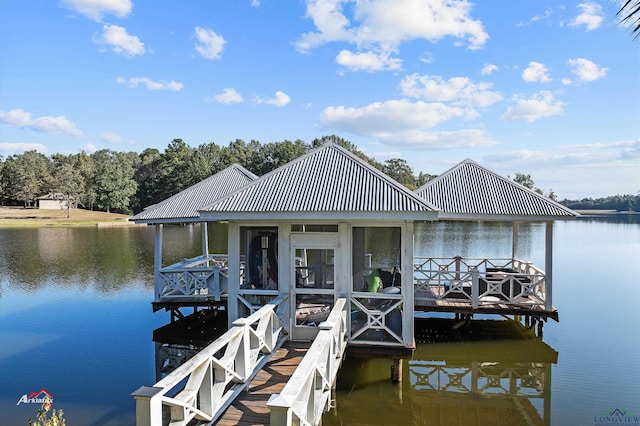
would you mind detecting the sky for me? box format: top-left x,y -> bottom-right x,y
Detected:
0,0 -> 638,199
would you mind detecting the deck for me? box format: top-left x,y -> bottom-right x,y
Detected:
217,342 -> 309,426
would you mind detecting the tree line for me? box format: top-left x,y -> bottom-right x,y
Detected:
1,135 -> 636,215
0,136 -> 434,215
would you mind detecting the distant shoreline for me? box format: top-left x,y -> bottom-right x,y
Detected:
0,206 -> 141,228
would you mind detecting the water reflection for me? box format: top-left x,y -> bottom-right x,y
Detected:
326,321 -> 558,426
0,224 -> 228,295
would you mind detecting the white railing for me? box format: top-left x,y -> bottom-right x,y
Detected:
268,298 -> 348,426
132,296 -> 288,426
413,257 -> 547,310
156,254 -> 229,301
349,293 -> 404,345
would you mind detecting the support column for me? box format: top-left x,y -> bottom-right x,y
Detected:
391,358 -> 403,383
201,221 -> 209,257
545,221 -> 553,311
228,222 -> 240,327
402,222 -> 415,347
154,224 -> 163,301
512,221 -> 520,260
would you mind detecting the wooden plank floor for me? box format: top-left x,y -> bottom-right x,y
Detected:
216,341 -> 310,425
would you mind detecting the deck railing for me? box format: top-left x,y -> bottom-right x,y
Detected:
268,298 -> 348,426
413,257 -> 547,310
155,254 -> 229,301
132,296 -> 287,426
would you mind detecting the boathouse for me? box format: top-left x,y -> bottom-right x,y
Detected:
132,142 -> 577,346
130,142 -> 578,425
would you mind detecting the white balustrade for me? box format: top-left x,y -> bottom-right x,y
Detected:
268,298 -> 348,426
155,254 -> 229,301
132,296 -> 287,426
413,257 -> 548,310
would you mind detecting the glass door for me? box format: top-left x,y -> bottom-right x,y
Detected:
291,234 -> 339,341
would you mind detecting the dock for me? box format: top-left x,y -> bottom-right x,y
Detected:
216,342 -> 309,425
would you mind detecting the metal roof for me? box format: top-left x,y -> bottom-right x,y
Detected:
415,159 -> 578,220
200,142 -> 438,221
130,164 -> 257,223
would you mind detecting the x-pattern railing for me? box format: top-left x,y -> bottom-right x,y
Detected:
133,296 -> 287,426
413,257 -> 547,309
349,295 -> 404,344
268,298 -> 348,426
157,254 -> 229,301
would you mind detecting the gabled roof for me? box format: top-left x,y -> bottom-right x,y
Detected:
130,164 -> 257,223
415,159 -> 578,220
199,142 -> 438,221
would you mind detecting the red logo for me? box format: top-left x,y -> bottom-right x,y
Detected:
17,389 -> 54,405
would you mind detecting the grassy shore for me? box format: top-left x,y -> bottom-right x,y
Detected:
0,206 -> 136,228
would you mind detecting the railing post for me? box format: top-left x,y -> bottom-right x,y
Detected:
268,395 -> 294,426
154,224 -> 163,301
132,386 -> 163,426
232,317 -> 252,381
545,221 -> 553,311
470,267 -> 479,309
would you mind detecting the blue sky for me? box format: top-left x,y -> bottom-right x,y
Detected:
0,0 -> 638,199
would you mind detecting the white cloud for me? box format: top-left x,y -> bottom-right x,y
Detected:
336,49 -> 402,72
61,0 -> 132,22
567,58 -> 608,82
501,91 -> 565,122
372,129 -> 496,150
82,143 -> 98,153
321,99 -> 466,134
95,24 -> 145,56
195,27 -> 226,60
0,142 -> 49,155
251,0 -> 260,6
522,61 -> 552,83
399,74 -> 502,107
0,109 -> 83,137
569,3 -> 603,31
485,140 -> 640,166
296,0 -> 488,69
213,88 -> 243,104
516,7 -> 555,27
100,131 -> 124,144
116,77 -> 183,91
481,63 -> 499,75
264,91 -> 291,107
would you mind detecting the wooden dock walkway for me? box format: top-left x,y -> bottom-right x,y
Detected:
216,341 -> 310,426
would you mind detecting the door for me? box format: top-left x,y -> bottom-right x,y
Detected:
290,233 -> 340,341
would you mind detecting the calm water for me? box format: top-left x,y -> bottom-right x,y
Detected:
0,217 -> 638,425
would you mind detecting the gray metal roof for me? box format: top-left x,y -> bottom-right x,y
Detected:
415,159 -> 578,220
130,164 -> 257,223
200,142 -> 438,221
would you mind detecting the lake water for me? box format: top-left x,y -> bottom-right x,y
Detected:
0,217 -> 638,425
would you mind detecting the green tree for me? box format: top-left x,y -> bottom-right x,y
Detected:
92,149 -> 137,213
381,158 -> 417,189
50,156 -> 85,218
158,139 -> 194,200
513,172 -> 535,189
3,151 -> 51,207
189,142 -> 225,184
132,148 -> 162,212
257,139 -> 309,175
221,139 -> 262,173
